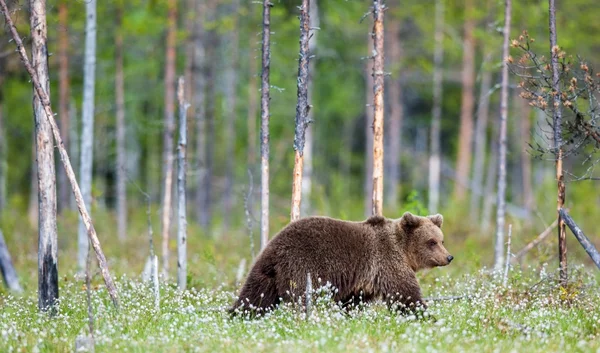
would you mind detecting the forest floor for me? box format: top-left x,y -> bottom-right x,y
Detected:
1,266 -> 599,352
1,206 -> 600,352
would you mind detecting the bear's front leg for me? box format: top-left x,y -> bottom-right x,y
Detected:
382,275 -> 427,314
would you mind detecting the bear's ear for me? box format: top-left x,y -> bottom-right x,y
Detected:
427,214 -> 443,228
400,212 -> 421,229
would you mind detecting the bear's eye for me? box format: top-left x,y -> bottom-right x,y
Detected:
428,240 -> 437,247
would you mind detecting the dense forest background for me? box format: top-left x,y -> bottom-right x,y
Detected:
1,0 -> 600,281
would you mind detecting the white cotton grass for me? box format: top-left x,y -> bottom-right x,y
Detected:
0,266 -> 598,352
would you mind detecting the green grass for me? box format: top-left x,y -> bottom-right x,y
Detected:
1,192 -> 600,352
1,267 -> 599,352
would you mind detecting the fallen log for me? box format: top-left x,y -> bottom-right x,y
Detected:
559,208 -> 600,270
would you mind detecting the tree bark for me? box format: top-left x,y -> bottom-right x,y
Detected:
301,0 -> 319,217
559,209 -> 600,270
176,77 -> 189,290
30,0 -> 59,311
161,0 -> 177,275
115,5 -> 127,241
470,66 -> 492,219
371,0 -> 385,217
223,0 -> 240,232
78,0 -> 96,271
260,0 -> 272,250
494,0 -> 511,272
290,0 -> 311,222
428,0 -> 444,214
454,0 -> 476,201
385,6 -> 403,210
0,0 -> 119,308
0,229 -> 22,292
549,0 -> 567,286
57,0 -> 70,212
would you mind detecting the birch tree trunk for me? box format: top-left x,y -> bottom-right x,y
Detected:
385,5 -> 403,210
260,0 -> 272,249
0,0 -> 119,308
115,4 -> 127,241
78,0 -> 96,271
470,67 -> 492,219
301,0 -> 319,217
161,0 -> 177,275
223,0 -> 240,232
454,0 -> 476,201
290,0 -> 311,222
549,0 -> 567,285
494,0 -> 511,272
428,0 -> 444,214
0,229 -> 22,292
370,0 -> 385,217
176,77 -> 189,290
57,0 -> 70,212
30,0 -> 59,310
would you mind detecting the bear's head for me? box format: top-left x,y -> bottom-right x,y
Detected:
396,212 -> 453,271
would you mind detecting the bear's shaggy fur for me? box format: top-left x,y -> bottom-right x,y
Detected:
230,212 -> 452,313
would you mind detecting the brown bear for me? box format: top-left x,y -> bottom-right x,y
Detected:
230,212 -> 452,314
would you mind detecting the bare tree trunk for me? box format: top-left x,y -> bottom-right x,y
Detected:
0,229 -> 22,292
176,77 -> 189,290
470,67 -> 492,219
161,0 -> 177,275
223,0 -> 240,232
385,5 -> 403,210
115,5 -> 127,241
0,1 -> 119,307
260,0 -> 272,250
193,0 -> 208,228
454,0 -> 476,201
428,0 -> 444,214
301,0 -> 319,217
30,0 -> 58,310
494,0 -> 511,272
370,0 -> 385,217
290,0 -> 311,222
518,94 -> 533,214
364,56 -> 374,217
57,0 -> 70,212
78,0 -> 96,271
549,0 -> 567,285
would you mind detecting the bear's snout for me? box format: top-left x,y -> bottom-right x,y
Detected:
447,255 -> 454,263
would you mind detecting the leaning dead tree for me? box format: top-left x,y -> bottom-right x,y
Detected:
370,0 -> 386,217
176,77 -> 189,290
290,0 -> 311,222
0,229 -> 22,292
494,0 -> 511,272
559,209 -> 600,270
30,0 -> 59,311
260,0 -> 273,249
510,32 -> 600,285
0,0 -> 119,308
